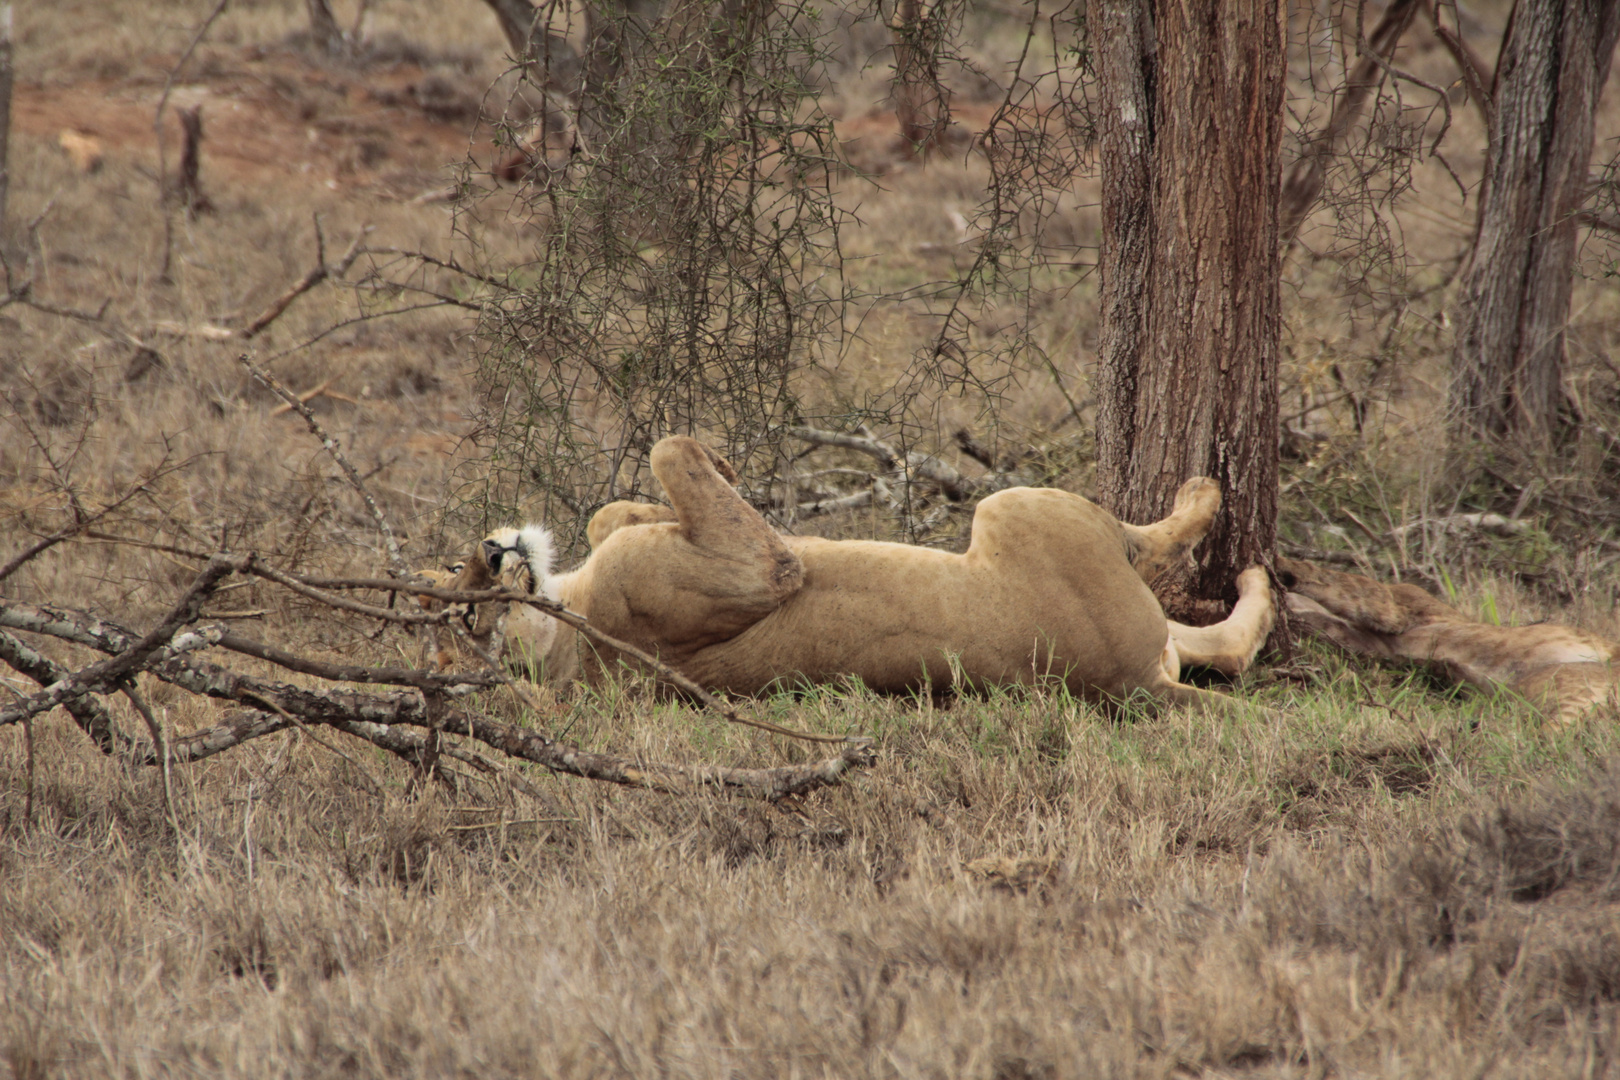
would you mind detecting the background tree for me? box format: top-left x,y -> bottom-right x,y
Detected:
1088,0 -> 1286,621
1449,0 -> 1620,446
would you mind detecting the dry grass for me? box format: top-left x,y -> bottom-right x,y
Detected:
6,672 -> 1620,1078
5,2 -> 1620,1076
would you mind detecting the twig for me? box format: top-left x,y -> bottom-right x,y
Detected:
1352,10 -> 1456,156
0,456 -> 184,584
267,378 -> 330,414
1577,211 -> 1620,239
241,356 -> 405,574
1424,0 -> 1493,131
787,425 -> 1021,502
1280,0 -> 1421,247
121,683 -> 178,832
239,221 -> 368,339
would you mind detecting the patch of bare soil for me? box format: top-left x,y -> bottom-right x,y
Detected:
13,44 -> 488,205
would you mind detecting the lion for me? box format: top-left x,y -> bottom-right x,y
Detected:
1279,558 -> 1618,724
448,435 -> 1275,711
408,561 -> 468,671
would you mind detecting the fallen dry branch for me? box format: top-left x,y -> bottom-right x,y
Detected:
1,559 -> 871,799
0,380 -> 870,797
265,378 -> 359,416
785,425 -> 1027,503
240,223 -> 369,340
0,627 -> 139,757
0,554 -> 240,727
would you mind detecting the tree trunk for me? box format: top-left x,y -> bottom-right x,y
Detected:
1449,0 -> 1620,445
890,0 -> 950,159
1090,0 -> 1285,622
0,5 -> 13,233
305,0 -> 344,54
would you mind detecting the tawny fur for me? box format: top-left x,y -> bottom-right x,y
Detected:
409,562 -> 467,671
451,436 -> 1274,710
1279,558 -> 1618,725
449,524 -> 564,672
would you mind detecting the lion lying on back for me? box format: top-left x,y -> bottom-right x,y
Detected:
432,436 -> 1275,711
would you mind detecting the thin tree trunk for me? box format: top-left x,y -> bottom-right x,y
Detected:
1449,0 -> 1620,445
0,5 -> 13,233
306,0 -> 344,54
177,105 -> 210,218
890,0 -> 949,159
1280,0 -> 1421,248
1090,0 -> 1285,622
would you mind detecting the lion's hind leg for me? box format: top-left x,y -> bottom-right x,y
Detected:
1119,477 -> 1222,584
647,435 -> 804,618
1166,566 -> 1275,678
587,501 -> 679,550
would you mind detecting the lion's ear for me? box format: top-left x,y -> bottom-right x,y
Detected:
482,537 -> 505,572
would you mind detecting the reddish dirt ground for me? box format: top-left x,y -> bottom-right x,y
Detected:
12,46 -> 488,202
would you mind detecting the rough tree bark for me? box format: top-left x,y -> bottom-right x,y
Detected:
1089,0 -> 1286,621
1449,0 -> 1620,445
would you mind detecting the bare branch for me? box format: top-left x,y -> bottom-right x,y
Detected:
1425,0 -> 1494,130
0,598 -> 874,800
240,356 -> 405,575
1350,10 -> 1456,156
1577,210 -> 1620,238
0,555 -> 240,726
214,630 -> 502,691
786,425 -> 1022,502
1280,0 -> 1421,247
0,454 -> 186,584
0,627 -> 137,757
239,221 -> 369,339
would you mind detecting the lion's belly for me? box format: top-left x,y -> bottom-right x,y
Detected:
679,536 -> 1170,697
